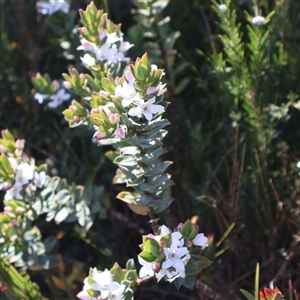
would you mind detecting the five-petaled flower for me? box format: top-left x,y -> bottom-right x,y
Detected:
128,97 -> 164,121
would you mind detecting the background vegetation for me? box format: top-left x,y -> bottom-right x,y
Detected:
1,0 -> 300,299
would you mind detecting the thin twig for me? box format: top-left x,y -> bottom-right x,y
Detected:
194,278 -> 225,300
108,209 -> 146,235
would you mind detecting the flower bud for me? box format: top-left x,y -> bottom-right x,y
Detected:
63,81 -> 72,89
147,233 -> 155,239
15,207 -> 25,214
125,70 -> 134,83
69,105 -> 77,112
109,114 -> 119,124
146,86 -> 156,95
4,206 -> 12,213
99,29 -> 107,40
152,261 -> 161,271
73,116 -> 81,122
94,130 -> 107,139
160,240 -> 167,248
99,90 -> 109,98
177,222 -> 184,229
79,73 -> 86,80
15,139 -> 25,150
91,108 -> 99,114
0,145 -> 6,153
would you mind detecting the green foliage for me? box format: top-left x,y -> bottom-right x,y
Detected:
2,0 -> 300,299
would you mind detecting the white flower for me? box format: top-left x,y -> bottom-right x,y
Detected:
36,0 -> 70,15
91,268 -> 126,299
80,54 -> 96,67
192,233 -> 209,247
137,256 -> 155,278
34,171 -> 46,188
15,163 -> 34,187
251,16 -> 265,25
218,4 -> 227,12
128,97 -> 164,121
48,88 -> 71,108
155,268 -> 180,282
115,81 -> 142,107
34,92 -> 49,104
162,244 -> 189,273
5,185 -> 23,200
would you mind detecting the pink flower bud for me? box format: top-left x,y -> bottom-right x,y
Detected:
15,207 -> 25,214
0,145 -> 6,153
187,241 -> 193,247
82,42 -> 94,52
115,76 -> 120,85
147,233 -> 155,239
51,80 -> 60,91
90,108 -> 99,114
146,86 -> 157,95
69,105 -> 77,112
4,206 -> 12,213
27,210 -> 33,218
109,114 -> 119,124
94,130 -> 107,139
63,81 -> 72,89
125,70 -> 134,83
79,73 -> 86,80
160,240 -> 167,248
177,222 -> 184,229
152,261 -> 161,271
15,139 -> 25,150
99,29 -> 107,40
99,90 -> 109,98
73,116 -> 80,122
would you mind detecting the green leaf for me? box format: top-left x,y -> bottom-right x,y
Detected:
54,207 -> 69,223
54,189 -> 71,205
144,161 -> 172,177
43,236 -> 58,253
240,289 -> 255,300
181,220 -> 193,237
101,77 -> 115,94
185,261 -> 199,275
114,155 -> 138,167
1,129 -> 15,141
182,275 -> 195,289
0,154 -> 10,175
110,263 -> 123,283
126,259 -> 136,271
139,250 -> 156,262
173,277 -> 184,290
255,263 -> 259,300
197,255 -> 212,270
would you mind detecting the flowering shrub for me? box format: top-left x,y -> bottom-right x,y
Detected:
2,0 -> 300,299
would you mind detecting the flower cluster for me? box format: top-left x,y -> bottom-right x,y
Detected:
78,29 -> 133,68
77,268 -> 126,300
63,54 -> 166,145
0,131 -> 47,206
138,222 -> 209,283
36,0 -> 70,15
34,80 -> 71,108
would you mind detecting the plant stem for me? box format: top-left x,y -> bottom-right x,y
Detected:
194,278 -> 225,300
148,210 -> 159,234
